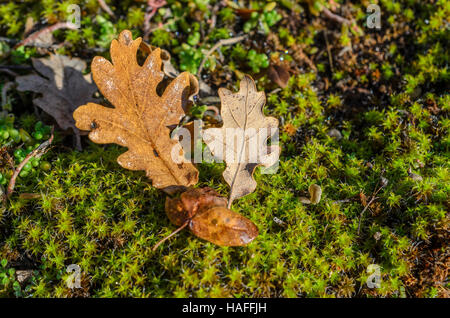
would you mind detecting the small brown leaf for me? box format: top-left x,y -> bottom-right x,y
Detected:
73,30 -> 199,189
267,64 -> 291,88
359,192 -> 368,207
16,54 -> 99,150
203,75 -> 279,207
232,8 -> 260,20
165,187 -> 258,246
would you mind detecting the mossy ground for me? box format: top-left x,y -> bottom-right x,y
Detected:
0,1 -> 448,297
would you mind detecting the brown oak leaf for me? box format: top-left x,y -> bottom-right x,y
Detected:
16,54 -> 99,150
164,187 -> 258,247
73,30 -> 199,189
203,75 -> 279,207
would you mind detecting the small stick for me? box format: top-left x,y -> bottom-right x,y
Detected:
0,37 -> 18,44
357,180 -> 386,234
197,35 -> 246,78
0,69 -> 19,77
97,0 -> 116,18
322,7 -> 351,25
152,221 -> 189,251
323,30 -> 334,72
14,22 -> 78,49
332,199 -> 351,204
5,129 -> 54,199
143,0 -> 167,41
357,196 -> 377,234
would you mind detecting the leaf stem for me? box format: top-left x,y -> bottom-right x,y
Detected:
152,221 -> 189,251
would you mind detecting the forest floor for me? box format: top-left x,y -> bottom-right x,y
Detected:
0,0 -> 448,297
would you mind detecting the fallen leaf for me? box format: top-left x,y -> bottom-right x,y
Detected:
283,123 -> 297,136
165,187 -> 258,246
73,30 -> 199,189
16,54 -> 99,149
267,64 -> 291,88
203,75 -> 279,207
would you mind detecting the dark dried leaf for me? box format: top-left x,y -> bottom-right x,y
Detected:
165,187 -> 258,246
268,64 -> 291,88
16,54 -> 99,149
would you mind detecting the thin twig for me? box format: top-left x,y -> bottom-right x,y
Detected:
143,0 -> 167,41
323,30 -> 334,72
1,82 -> 14,109
97,0 -> 116,18
152,221 -> 189,251
357,196 -> 377,234
0,65 -> 32,71
0,69 -> 19,77
0,37 -> 19,44
14,22 -> 77,49
357,179 -> 386,234
332,199 -> 351,204
322,7 -> 351,25
147,16 -> 181,34
5,129 -> 54,199
197,35 -> 246,78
